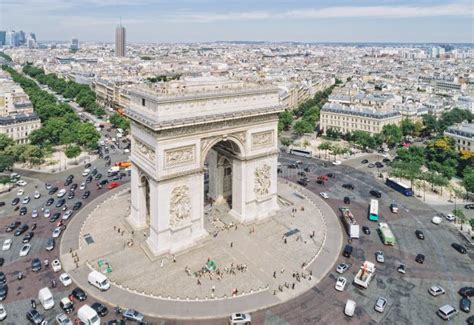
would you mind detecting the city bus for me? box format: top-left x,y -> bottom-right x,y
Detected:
369,199 -> 379,221
379,222 -> 396,245
289,148 -> 312,158
385,178 -> 413,197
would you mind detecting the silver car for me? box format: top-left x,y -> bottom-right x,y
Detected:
374,297 -> 387,313
123,309 -> 144,322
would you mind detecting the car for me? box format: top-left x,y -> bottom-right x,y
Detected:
415,230 -> 424,240
122,309 -> 144,322
342,183 -> 354,190
52,226 -> 63,238
59,273 -> 72,287
31,258 -> 42,272
63,210 -> 73,220
66,174 -> 74,181
362,226 -> 371,235
445,214 -> 456,222
85,163 -> 91,169
297,179 -> 308,186
0,273 -> 5,286
429,285 -> 446,297
82,191 -> 90,199
50,212 -> 61,223
14,224 -> 28,236
19,206 -> 28,215
451,243 -> 467,254
64,179 -> 72,187
0,202 -> 4,207
95,173 -> 102,180
5,221 -> 21,232
48,187 -> 59,195
31,209 -> 38,218
343,196 -> 351,204
0,303 -> 6,321
71,287 -> 87,301
382,158 -> 391,163
16,180 -> 27,186
375,251 -> 385,263
34,191 -> 41,199
56,198 -> 66,207
82,169 -> 90,176
431,216 -> 442,225
52,259 -> 62,272
107,181 -> 120,189
375,162 -> 384,168
45,237 -> 55,251
22,231 -> 34,243
17,189 -> 24,196
0,285 -> 7,301
320,192 -> 329,199
45,183 -> 52,190
332,160 -> 341,166
11,197 -> 20,206
2,239 -> 11,251
390,203 -> 399,213
460,297 -> 471,313
44,209 -> 51,218
55,313 -> 73,325
60,297 -> 74,314
297,171 -> 306,177
374,297 -> 387,313
459,287 -> 474,298
91,169 -> 98,176
467,315 -> 474,325
46,198 -> 54,206
336,263 -> 350,274
368,163 -> 375,168
79,182 -> 86,190
91,302 -> 108,317
415,254 -> 425,264
26,308 -> 44,324
73,201 -> 82,210
22,196 -> 31,204
99,179 -> 109,186
361,159 -> 369,164
56,188 -> 66,198
70,183 -> 78,191
464,203 -> 474,210
67,191 -> 75,199
344,299 -> 356,317
370,190 -> 382,198
437,304 -> 458,320
86,175 -> 93,183
397,263 -> 406,274
335,277 -> 347,292
19,243 -> 31,256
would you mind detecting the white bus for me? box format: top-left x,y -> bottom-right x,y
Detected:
289,147 -> 312,158
369,199 -> 379,221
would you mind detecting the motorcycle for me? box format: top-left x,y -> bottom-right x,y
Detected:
31,299 -> 36,309
31,223 -> 37,231
17,271 -> 23,280
114,305 -> 123,315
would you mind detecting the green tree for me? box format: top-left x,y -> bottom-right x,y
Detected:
19,145 -> 44,166
381,124 -> 402,146
64,145 -> 81,163
463,169 -> 474,193
422,114 -> 438,134
0,134 -> 15,151
278,111 -> 294,132
318,141 -> 332,159
390,160 -> 423,189
0,153 -> 15,171
293,120 -> 314,136
400,119 -> 416,136
330,144 -> 347,161
325,128 -> 341,140
74,122 -> 100,150
109,112 -> 130,130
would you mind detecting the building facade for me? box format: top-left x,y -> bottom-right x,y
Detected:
115,25 -> 126,57
444,123 -> 474,152
0,113 -> 41,144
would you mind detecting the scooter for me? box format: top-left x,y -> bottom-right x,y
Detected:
17,272 -> 23,280
31,223 -> 37,231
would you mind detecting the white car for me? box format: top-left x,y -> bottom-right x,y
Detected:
57,189 -> 67,198
2,239 -> 12,251
59,273 -> 72,287
44,209 -> 51,218
376,251 -> 385,263
123,148 -> 130,153
52,259 -> 62,272
335,277 -> 347,291
332,160 -> 342,166
445,214 -> 456,222
429,285 -> 446,297
431,216 -> 442,225
22,196 -> 31,204
320,192 -> 329,199
16,180 -> 27,186
82,169 -> 90,177
56,313 -> 72,325
62,210 -> 73,220
52,227 -> 63,238
79,182 -> 86,190
19,243 -> 31,257
229,313 -> 251,324
374,297 -> 387,313
17,189 -> 24,196
34,191 -> 41,199
336,263 -> 350,274
0,304 -> 6,321
32,209 -> 39,218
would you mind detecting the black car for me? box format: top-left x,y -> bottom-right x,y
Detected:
460,297 -> 471,313
56,198 -> 66,208
452,243 -> 467,254
70,183 -> 78,191
382,158 -> 391,163
91,302 -> 109,317
459,287 -> 474,298
0,202 -> 5,207
6,221 -> 21,232
11,197 -> 20,206
316,179 -> 325,185
0,284 -> 8,301
99,179 -> 109,186
343,196 -> 351,204
297,179 -> 308,186
297,171 -> 306,177
64,179 -> 73,186
343,244 -> 353,258
465,204 -> 474,210
86,175 -> 93,183
22,231 -> 34,243
327,173 -> 335,178
0,272 -> 6,285
342,183 -> 354,190
95,173 -> 102,180
45,198 -> 54,206
82,191 -> 90,199
415,230 -> 424,240
361,159 -> 369,164
67,191 -> 75,199
49,212 -> 61,223
48,187 -> 59,195
45,237 -> 55,251
415,254 -> 425,264
104,320 -> 125,325
370,190 -> 382,198
467,315 -> 474,325
362,226 -> 371,235
26,308 -> 44,324
0,258 -> 3,267
287,163 -> 298,169
19,207 -> 28,215
375,162 -> 384,168
60,298 -> 74,313
72,287 -> 87,301
66,174 -> 74,181
14,224 -> 28,236
31,258 -> 41,272
85,163 -> 91,169
91,169 -> 98,176
73,201 -> 82,210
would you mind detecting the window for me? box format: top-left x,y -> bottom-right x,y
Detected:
141,98 -> 146,106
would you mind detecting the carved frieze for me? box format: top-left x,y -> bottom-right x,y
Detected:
169,185 -> 191,228
251,131 -> 274,149
132,138 -> 156,164
164,145 -> 195,168
254,164 -> 271,199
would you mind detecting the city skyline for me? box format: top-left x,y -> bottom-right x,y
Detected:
1,0 -> 473,43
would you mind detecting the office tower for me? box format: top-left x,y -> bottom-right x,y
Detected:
115,24 -> 126,57
71,38 -> 79,51
29,33 -> 36,42
0,31 -> 5,46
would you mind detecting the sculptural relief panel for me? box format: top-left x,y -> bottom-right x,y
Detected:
254,164 -> 271,199
132,137 -> 156,164
164,145 -> 196,168
169,185 -> 191,229
251,131 -> 274,149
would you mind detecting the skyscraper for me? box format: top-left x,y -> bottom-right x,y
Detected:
0,31 -> 6,46
115,24 -> 126,57
71,38 -> 79,51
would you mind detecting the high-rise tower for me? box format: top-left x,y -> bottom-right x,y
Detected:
115,24 -> 126,57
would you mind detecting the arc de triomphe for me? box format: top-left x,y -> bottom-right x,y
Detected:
125,80 -> 284,256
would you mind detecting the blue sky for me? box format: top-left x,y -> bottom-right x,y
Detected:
1,0 -> 473,43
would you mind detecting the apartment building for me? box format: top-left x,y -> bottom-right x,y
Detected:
444,123 -> 474,151
0,113 -> 41,144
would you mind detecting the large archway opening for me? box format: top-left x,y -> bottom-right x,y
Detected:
140,175 -> 151,232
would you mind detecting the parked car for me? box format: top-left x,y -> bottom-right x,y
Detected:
32,209 -> 39,218
459,287 -> 474,298
19,207 -> 27,215
45,198 -> 54,206
19,244 -> 31,257
122,309 -> 144,322
342,183 -> 354,190
0,304 -> 6,321
14,224 -> 29,236
465,204 -> 474,210
22,232 -> 34,243
415,230 -> 424,240
320,192 -> 329,199
297,179 -> 308,186
11,197 -> 20,206
31,258 -> 42,272
63,210 -> 73,220
335,277 -> 347,292
60,297 -> 74,314
56,199 -> 66,208
2,239 -> 12,251
0,285 -> 7,301
375,251 -> 385,263
362,226 -> 371,235
429,286 -> 446,297
343,196 -> 351,204
397,263 -> 406,274
451,243 -> 467,254
67,192 -> 75,200
460,297 -> 471,313
229,312 -> 251,324
91,302 -> 108,317
437,304 -> 458,321
415,254 -> 425,264
374,297 -> 387,313
45,237 -> 55,251
361,159 -> 369,164
34,191 -> 41,199
107,182 -> 119,189
22,196 -> 31,204
50,212 -> 61,223
48,187 -> 58,195
82,191 -> 90,199
71,287 -> 87,301
56,313 -> 73,325
59,273 -> 72,287
370,190 -> 382,198
336,263 -> 350,274
431,216 -> 442,225
26,308 -> 44,324
73,202 -> 82,210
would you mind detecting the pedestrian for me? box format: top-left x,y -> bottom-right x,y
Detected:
280,268 -> 285,274
172,255 -> 176,263
160,259 -> 164,268
197,279 -> 201,285
292,283 -> 295,290
273,271 -> 276,278
211,285 -> 215,293
117,227 -> 120,233
312,230 -> 315,238
230,242 -> 233,248
284,238 -> 287,244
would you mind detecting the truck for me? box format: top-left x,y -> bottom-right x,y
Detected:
107,166 -> 120,176
339,208 -> 360,239
38,287 -> 54,310
88,270 -> 110,291
379,222 -> 396,245
77,304 -> 100,325
353,261 -> 376,289
114,161 -> 131,168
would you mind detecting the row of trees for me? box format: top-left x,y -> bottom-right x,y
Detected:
109,112 -> 130,130
317,142 -> 350,161
0,52 -> 12,62
0,134 -> 46,170
22,64 -> 105,117
146,74 -> 181,83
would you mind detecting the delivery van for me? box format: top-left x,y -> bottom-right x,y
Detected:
78,304 -> 100,325
38,287 -> 54,310
88,270 -> 110,291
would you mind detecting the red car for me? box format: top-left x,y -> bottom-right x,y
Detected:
107,182 -> 119,190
